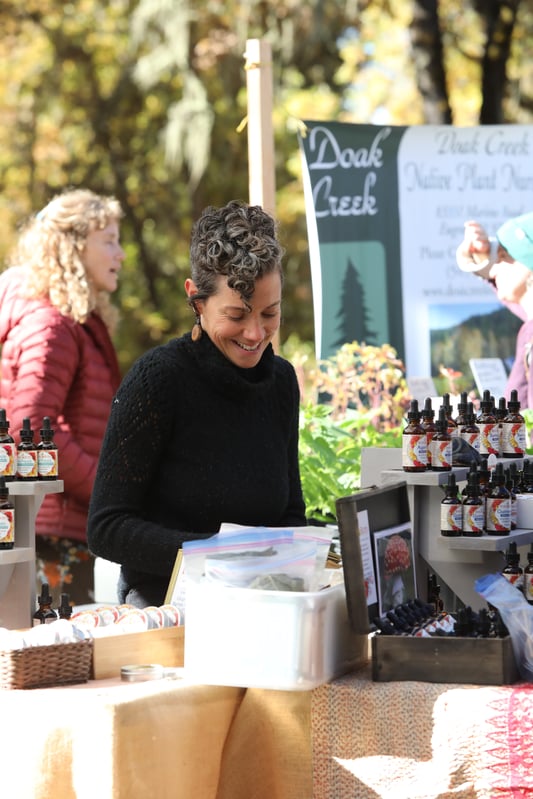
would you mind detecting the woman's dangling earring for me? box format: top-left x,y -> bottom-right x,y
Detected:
191,312 -> 202,342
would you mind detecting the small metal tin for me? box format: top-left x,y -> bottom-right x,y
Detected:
120,664 -> 164,682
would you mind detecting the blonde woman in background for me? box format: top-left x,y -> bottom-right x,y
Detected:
0,189 -> 124,605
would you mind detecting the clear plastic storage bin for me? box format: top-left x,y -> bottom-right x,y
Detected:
184,580 -> 366,690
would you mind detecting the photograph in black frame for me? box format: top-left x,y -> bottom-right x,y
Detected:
336,481 -> 412,633
372,523 -> 417,616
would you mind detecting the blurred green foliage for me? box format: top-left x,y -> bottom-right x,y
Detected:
297,340 -> 407,521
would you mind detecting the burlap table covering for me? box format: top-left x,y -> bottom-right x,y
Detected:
311,665 -> 533,799
1,676 -> 312,799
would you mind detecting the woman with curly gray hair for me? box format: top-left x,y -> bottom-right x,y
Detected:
0,188 -> 124,605
87,200 -> 306,608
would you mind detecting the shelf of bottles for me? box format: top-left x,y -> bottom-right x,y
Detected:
0,480 -> 64,629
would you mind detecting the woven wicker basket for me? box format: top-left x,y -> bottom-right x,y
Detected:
0,639 -> 93,690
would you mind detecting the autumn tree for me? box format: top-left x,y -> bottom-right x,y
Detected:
0,0 -> 531,372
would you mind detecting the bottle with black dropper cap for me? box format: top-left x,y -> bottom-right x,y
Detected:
58,592 -> 72,620
460,402 -> 480,453
440,472 -> 462,536
32,582 -> 58,625
454,391 -> 469,434
486,462 -> 511,535
521,459 -> 533,494
37,417 -> 59,480
477,456 -> 491,498
462,469 -> 484,536
442,393 -> 458,437
494,397 -> 507,456
0,476 -> 15,550
505,467 -> 517,530
420,397 -> 437,469
523,545 -> 533,605
502,389 -> 526,458
430,407 -> 452,471
16,417 -> 38,480
0,408 -> 16,481
462,461 -> 478,497
501,541 -> 523,590
477,390 -> 499,458
402,399 -> 427,472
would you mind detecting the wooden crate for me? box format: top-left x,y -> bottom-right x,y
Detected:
371,632 -> 519,685
92,626 -> 184,680
337,482 -> 520,686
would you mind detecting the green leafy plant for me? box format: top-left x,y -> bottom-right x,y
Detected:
296,342 -> 408,523
299,403 -> 402,523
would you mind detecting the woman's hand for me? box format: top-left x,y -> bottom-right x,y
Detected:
456,220 -> 493,278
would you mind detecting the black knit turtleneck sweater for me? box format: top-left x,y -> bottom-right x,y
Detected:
87,331 -> 306,605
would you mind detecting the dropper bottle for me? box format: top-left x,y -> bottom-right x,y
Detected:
502,389 -> 526,458
440,473 -> 462,536
524,545 -> 533,605
16,418 -> 38,480
37,417 -> 59,480
402,399 -> 427,472
0,409 -> 16,481
454,391 -> 468,434
430,407 -> 452,471
420,398 -> 437,469
460,402 -> 480,453
477,390 -> 499,458
58,592 -> 72,620
486,462 -> 511,535
442,393 -> 458,437
501,541 -> 523,590
0,476 -> 15,550
32,583 -> 58,625
462,470 -> 484,536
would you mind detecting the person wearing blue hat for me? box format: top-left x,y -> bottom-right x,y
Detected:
456,211 -> 533,409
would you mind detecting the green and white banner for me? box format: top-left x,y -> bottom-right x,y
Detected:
299,121 -> 533,380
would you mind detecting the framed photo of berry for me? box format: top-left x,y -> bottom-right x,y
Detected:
373,523 -> 417,616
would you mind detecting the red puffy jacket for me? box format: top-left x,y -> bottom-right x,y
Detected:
0,268 -> 121,541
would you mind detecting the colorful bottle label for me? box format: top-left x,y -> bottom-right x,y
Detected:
502,571 -> 523,589
425,432 -> 435,467
37,449 -> 59,478
462,504 -> 484,535
479,423 -> 499,456
440,502 -> 462,533
460,431 -> 480,451
0,442 -> 16,478
502,422 -> 526,456
402,434 -> 427,469
486,497 -> 511,533
0,508 -> 15,545
430,439 -> 452,469
17,450 -> 38,479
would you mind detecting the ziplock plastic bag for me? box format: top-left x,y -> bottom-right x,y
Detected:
476,572 -> 533,681
183,528 -> 317,590
205,539 -> 317,590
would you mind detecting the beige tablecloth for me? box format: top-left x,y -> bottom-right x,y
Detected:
312,665 -> 533,799
1,676 -> 312,799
